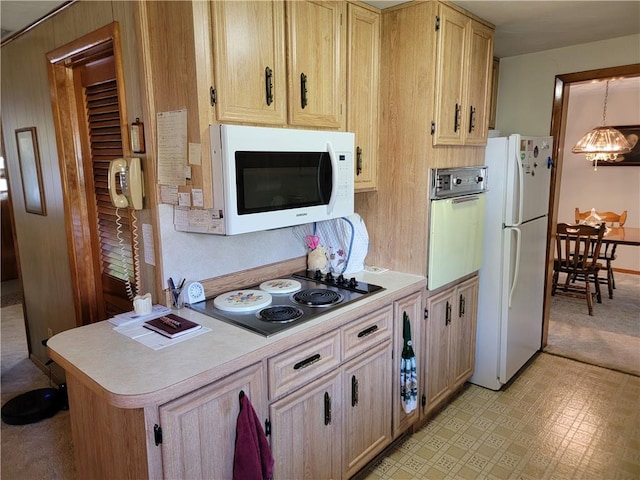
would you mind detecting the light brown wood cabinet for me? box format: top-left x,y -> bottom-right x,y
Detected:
422,275 -> 478,417
432,3 -> 494,146
287,0 -> 346,129
210,1 -> 287,125
270,306 -> 393,479
392,290 -> 423,437
347,2 -> 381,192
49,273 -> 427,479
211,0 -> 347,130
270,369 -> 342,479
342,340 -> 392,477
157,363 -> 267,479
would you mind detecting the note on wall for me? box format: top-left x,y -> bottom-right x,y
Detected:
157,109 -> 187,185
142,223 -> 156,266
159,185 -> 179,205
188,142 -> 202,165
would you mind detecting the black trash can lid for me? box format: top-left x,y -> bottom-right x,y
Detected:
1,388 -> 63,425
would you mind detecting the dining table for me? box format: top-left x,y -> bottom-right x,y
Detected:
600,226 -> 639,297
602,226 -> 640,246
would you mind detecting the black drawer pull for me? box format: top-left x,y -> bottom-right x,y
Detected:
351,375 -> 359,407
293,353 -> 321,370
445,300 -> 451,325
357,325 -> 379,338
265,66 -> 273,106
300,72 -> 308,109
469,105 -> 476,133
324,392 -> 332,425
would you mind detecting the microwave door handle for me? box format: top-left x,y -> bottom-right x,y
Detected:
326,141 -> 338,215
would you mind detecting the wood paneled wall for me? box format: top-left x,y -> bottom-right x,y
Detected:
0,1 -> 155,367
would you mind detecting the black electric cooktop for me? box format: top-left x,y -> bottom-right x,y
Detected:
186,270 -> 384,337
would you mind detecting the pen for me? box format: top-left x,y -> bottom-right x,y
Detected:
178,278 -> 185,289
160,316 -> 181,329
168,277 -> 179,305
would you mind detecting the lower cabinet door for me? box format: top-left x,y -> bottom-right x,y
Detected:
424,288 -> 454,414
270,369 -> 342,479
393,291 -> 422,436
343,340 -> 393,478
158,363 -> 266,480
450,277 -> 478,387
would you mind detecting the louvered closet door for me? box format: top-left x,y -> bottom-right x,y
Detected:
76,56 -> 136,319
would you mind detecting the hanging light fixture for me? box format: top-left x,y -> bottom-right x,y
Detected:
572,80 -> 632,171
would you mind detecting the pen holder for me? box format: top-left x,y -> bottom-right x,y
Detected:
171,288 -> 184,310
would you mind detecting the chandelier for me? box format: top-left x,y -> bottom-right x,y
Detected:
571,80 -> 631,171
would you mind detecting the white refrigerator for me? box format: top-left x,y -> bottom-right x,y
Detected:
470,134 -> 553,390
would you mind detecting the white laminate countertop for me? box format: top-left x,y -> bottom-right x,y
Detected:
47,270 -> 426,409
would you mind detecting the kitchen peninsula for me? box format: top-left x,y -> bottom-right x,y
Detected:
48,268 -> 427,479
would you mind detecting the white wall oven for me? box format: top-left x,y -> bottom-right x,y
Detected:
428,166 -> 488,290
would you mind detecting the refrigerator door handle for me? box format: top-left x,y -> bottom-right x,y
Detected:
513,149 -> 525,227
508,226 -> 522,308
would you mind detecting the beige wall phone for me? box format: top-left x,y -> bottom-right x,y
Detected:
108,157 -> 144,209
108,157 -> 144,301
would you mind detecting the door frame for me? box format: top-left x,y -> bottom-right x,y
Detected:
46,23 -> 132,326
541,63 -> 640,347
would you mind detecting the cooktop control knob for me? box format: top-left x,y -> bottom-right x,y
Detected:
476,176 -> 484,182
314,269 -> 322,280
454,177 -> 462,185
348,277 -> 358,288
325,272 -> 334,282
337,274 -> 346,285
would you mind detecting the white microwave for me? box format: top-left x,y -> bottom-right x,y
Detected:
210,124 -> 355,235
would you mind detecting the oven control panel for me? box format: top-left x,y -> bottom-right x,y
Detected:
431,166 -> 488,199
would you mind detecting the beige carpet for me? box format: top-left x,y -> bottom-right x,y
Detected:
545,272 -> 640,376
1,304 -> 76,480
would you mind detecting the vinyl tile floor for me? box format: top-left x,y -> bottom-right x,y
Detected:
356,353 -> 640,480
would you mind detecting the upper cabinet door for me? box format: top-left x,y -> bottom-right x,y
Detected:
211,1 -> 287,125
347,3 -> 380,192
432,3 -> 494,146
287,1 -> 346,129
464,20 -> 494,145
432,5 -> 467,145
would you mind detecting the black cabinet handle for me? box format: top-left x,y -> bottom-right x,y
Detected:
351,375 -> 359,407
293,353 -> 321,370
454,103 -> 460,132
265,66 -> 273,106
300,72 -> 308,109
324,392 -> 331,425
469,105 -> 476,133
445,300 -> 451,325
356,146 -> 363,176
357,324 -> 378,338
459,294 -> 466,317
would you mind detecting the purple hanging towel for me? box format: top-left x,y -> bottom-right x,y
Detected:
233,391 -> 274,480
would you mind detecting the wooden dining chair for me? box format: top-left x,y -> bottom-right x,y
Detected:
574,208 -> 627,298
552,223 -> 605,316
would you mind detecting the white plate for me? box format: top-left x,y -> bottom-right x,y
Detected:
213,290 -> 272,312
259,279 -> 302,294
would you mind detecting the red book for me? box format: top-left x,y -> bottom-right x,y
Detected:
143,314 -> 201,339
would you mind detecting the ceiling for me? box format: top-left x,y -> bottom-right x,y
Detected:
366,1 -> 640,58
1,1 -> 639,57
